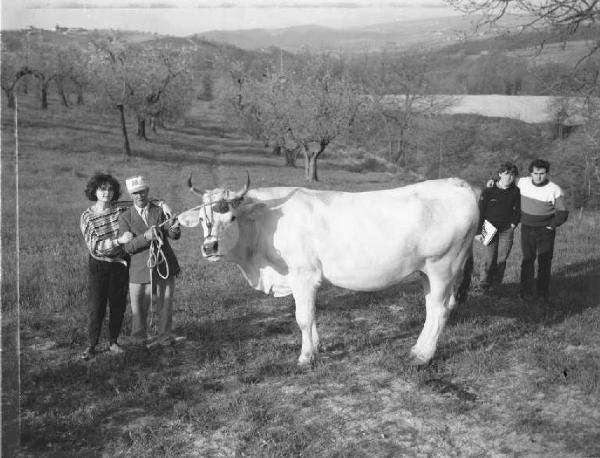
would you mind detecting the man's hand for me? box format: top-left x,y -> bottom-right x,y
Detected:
545,226 -> 554,231
117,232 -> 133,245
159,201 -> 174,219
143,228 -> 156,241
474,234 -> 483,243
486,179 -> 495,188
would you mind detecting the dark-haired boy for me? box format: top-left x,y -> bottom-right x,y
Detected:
478,162 -> 521,290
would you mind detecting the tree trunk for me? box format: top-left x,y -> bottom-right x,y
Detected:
305,154 -> 319,182
41,83 -> 48,109
284,147 -> 297,167
4,89 -> 15,109
303,149 -> 320,182
137,116 -> 147,140
118,104 -> 132,156
57,83 -> 69,107
303,143 -> 326,182
75,83 -> 84,105
150,116 -> 157,134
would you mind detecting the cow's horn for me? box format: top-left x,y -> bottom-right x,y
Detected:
187,172 -> 204,197
234,171 -> 250,199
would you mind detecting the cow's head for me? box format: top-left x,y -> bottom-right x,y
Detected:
178,173 -> 250,261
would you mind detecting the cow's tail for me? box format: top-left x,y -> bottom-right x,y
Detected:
456,247 -> 473,304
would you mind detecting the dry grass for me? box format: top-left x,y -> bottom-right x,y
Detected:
2,94 -> 600,457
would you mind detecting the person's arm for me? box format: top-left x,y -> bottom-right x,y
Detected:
119,213 -> 152,255
158,207 -> 181,240
549,196 -> 569,229
157,201 -> 173,219
511,188 -> 521,228
477,188 -> 489,231
80,212 -> 121,257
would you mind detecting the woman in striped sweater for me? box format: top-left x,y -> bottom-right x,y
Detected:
80,173 -> 133,360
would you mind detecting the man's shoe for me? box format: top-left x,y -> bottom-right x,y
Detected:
147,335 -> 174,349
120,335 -> 147,347
109,343 -> 125,354
81,346 -> 96,360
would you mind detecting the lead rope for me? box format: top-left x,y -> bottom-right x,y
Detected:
146,219 -> 172,331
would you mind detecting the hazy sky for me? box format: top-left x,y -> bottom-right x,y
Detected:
1,1 -> 462,36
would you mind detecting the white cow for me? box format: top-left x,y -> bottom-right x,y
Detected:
178,175 -> 478,366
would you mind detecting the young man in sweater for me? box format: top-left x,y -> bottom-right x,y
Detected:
517,159 -> 569,301
478,162 -> 521,291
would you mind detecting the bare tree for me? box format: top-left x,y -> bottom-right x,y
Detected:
446,0 -> 600,63
1,44 -> 29,109
363,51 -> 454,169
26,41 -> 63,109
89,39 -> 139,156
131,46 -> 194,139
231,54 -> 361,181
227,72 -> 300,166
89,38 -> 195,154
62,44 -> 91,106
53,45 -> 80,107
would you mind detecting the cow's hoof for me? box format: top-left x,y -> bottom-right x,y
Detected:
297,354 -> 314,367
408,351 -> 431,367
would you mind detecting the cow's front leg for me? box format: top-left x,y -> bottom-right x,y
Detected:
290,272 -> 319,366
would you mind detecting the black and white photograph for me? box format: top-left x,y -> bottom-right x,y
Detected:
1,0 -> 599,456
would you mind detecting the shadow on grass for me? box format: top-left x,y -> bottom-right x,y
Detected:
457,258 -> 600,323
436,258 -> 600,363
145,133 -> 260,153
178,309 -> 294,355
163,125 -> 234,138
133,139 -> 287,171
19,118 -> 116,136
307,258 -> 600,367
319,279 -> 423,312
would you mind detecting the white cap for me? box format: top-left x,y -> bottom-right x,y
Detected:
125,175 -> 148,193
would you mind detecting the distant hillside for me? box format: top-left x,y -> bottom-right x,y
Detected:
194,14 -> 532,52
0,27 -> 270,76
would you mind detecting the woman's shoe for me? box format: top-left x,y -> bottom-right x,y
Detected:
81,346 -> 96,360
109,343 -> 125,354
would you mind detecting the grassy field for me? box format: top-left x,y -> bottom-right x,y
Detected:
2,94 -> 600,457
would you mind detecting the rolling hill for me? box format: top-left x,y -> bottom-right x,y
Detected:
194,14 -> 533,52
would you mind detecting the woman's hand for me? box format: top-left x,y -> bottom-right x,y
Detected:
117,232 -> 133,245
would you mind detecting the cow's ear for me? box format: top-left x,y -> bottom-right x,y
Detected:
177,207 -> 202,227
241,202 -> 266,220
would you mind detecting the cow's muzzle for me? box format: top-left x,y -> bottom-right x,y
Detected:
202,237 -> 221,260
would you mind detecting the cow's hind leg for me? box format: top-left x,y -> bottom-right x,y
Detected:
410,271 -> 453,366
290,273 -> 320,366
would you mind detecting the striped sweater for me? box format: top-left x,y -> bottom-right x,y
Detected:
80,205 -> 128,264
517,177 -> 569,228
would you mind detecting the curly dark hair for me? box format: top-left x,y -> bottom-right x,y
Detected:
529,158 -> 550,174
498,161 -> 519,176
84,173 -> 122,202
